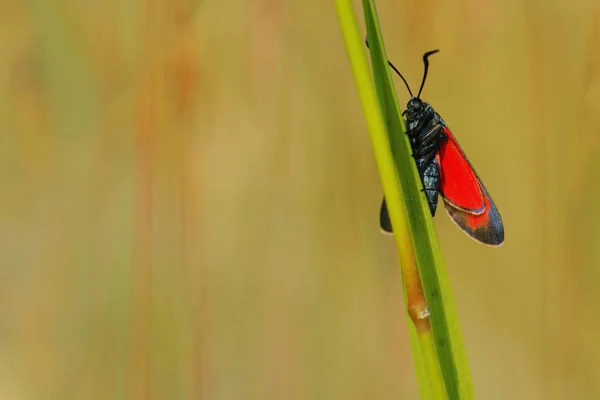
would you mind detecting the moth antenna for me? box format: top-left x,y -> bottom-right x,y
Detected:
417,50 -> 440,98
365,36 -> 414,97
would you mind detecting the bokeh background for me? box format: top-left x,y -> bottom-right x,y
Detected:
1,0 -> 600,398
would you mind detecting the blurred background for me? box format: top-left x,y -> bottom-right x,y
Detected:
1,0 -> 599,398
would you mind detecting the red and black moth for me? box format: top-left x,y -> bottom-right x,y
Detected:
367,41 -> 504,246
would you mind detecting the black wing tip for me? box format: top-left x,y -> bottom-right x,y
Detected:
443,197 -> 505,247
380,227 -> 394,236
470,228 -> 504,247
476,201 -> 504,246
379,196 -> 438,235
379,198 -> 394,234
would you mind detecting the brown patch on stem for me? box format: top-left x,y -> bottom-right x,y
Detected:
396,240 -> 431,334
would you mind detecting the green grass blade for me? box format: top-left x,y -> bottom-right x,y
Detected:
334,0 -> 477,398
361,3 -> 476,397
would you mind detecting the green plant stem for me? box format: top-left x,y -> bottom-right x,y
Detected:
334,0 -> 477,399
333,1 -> 446,398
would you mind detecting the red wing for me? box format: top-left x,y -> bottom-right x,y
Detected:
437,127 -> 504,245
436,127 -> 485,214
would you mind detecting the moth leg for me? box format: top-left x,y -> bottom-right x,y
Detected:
416,124 -> 442,149
413,125 -> 441,157
421,148 -> 439,165
414,141 -> 439,160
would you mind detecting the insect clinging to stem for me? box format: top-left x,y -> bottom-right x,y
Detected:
366,39 -> 504,246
